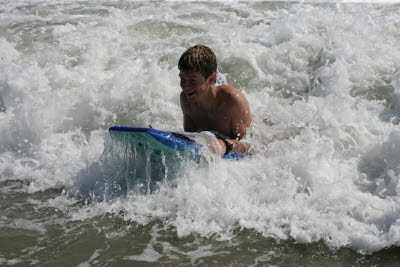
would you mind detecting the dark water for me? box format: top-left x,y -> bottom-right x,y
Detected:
1,180 -> 400,266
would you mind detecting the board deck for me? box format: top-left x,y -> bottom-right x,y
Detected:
109,126 -> 243,160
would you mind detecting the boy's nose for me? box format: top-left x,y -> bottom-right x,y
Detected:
181,82 -> 191,90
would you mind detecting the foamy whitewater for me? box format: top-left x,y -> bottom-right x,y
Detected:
1,0 -> 400,265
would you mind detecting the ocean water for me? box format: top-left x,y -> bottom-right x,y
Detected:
1,0 -> 400,265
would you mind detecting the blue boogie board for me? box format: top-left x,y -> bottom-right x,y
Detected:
109,126 -> 243,160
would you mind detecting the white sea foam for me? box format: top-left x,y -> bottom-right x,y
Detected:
77,249 -> 103,267
1,0 -> 400,255
123,225 -> 163,262
10,219 -> 47,235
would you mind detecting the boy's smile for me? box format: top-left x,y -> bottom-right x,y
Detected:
179,71 -> 210,102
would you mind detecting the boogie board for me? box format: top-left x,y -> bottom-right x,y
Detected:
109,126 -> 243,160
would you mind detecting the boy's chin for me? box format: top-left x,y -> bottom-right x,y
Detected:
186,93 -> 198,102
187,98 -> 197,103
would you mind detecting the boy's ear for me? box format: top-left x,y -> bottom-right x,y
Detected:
209,72 -> 217,84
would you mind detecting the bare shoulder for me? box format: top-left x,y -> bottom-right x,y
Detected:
217,85 -> 251,139
217,85 -> 250,108
217,85 -> 240,96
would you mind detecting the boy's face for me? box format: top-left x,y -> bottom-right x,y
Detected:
179,71 -> 211,103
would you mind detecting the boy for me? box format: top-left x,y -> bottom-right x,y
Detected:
178,45 -> 252,156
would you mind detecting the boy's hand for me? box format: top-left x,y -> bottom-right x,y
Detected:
217,139 -> 227,156
207,139 -> 226,156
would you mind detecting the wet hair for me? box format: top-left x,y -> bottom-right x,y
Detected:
178,45 -> 217,79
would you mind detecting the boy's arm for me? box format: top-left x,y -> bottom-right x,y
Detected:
223,93 -> 252,155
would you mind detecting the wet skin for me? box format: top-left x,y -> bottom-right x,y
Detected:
179,71 -> 252,155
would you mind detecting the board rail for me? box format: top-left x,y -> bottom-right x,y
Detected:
109,126 -> 243,160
